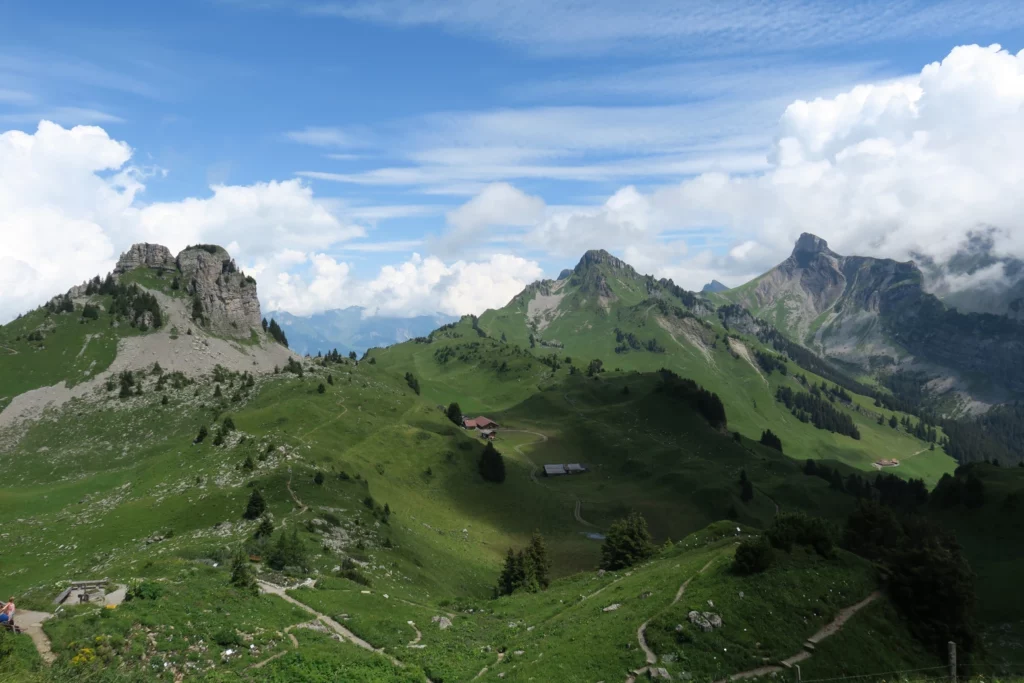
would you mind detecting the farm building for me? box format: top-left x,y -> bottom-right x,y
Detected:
543,463 -> 588,477
479,429 -> 497,440
463,416 -> 499,430
875,458 -> 900,468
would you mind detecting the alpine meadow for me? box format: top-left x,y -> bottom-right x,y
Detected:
3,5 -> 1024,682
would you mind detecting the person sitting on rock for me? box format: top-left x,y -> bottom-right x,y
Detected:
0,597 -> 14,626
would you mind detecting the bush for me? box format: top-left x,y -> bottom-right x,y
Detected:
125,580 -> 163,602
732,536 -> 775,575
318,383 -> 326,394
767,513 -> 833,557
314,471 -> 325,485
600,511 -> 654,570
195,425 -> 209,444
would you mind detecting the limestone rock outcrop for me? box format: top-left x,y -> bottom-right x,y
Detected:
114,243 -> 176,273
176,245 -> 262,339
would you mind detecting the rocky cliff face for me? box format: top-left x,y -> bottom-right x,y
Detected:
176,245 -> 262,338
729,233 -> 1024,408
114,243 -> 176,273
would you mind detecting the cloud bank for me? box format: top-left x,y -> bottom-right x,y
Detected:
0,121 -> 541,323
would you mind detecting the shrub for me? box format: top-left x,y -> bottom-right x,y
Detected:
767,513 -> 833,557
733,536 -> 775,575
195,425 -> 209,444
318,383 -> 326,394
125,581 -> 163,602
600,511 -> 654,570
314,471 -> 325,485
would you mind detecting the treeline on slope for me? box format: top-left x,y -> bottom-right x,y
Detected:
802,460 -> 928,512
735,505 -> 977,670
775,385 -> 860,439
614,327 -> 665,354
261,317 -> 288,347
73,274 -> 164,329
495,532 -> 550,596
886,370 -> 1024,465
656,369 -> 727,429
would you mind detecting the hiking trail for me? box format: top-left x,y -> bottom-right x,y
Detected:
628,555 -> 722,683
257,580 -> 433,681
712,590 -> 882,683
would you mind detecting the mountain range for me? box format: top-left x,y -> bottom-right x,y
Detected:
269,307 -> 457,357
0,238 -> 1021,681
713,233 -> 1024,413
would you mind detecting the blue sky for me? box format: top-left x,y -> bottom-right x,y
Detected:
2,1 -> 1024,321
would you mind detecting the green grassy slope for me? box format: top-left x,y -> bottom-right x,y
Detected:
0,299 -> 146,409
372,262 -> 954,486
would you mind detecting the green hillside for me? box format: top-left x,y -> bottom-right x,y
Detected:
370,251 -> 955,486
0,248 -> 1015,681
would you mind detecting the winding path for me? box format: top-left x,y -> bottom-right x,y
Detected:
712,590 -> 882,683
257,579 -> 432,680
628,556 -> 722,682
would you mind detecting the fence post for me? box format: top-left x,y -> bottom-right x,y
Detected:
794,664 -> 802,682
948,641 -> 957,683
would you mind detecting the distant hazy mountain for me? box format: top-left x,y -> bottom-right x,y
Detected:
269,307 -> 457,357
701,280 -> 729,294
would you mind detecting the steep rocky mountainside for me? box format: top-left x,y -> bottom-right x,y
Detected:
113,242 -> 263,338
718,234 -> 1024,410
0,243 -> 294,435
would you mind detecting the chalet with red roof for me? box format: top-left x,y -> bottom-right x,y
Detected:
462,416 -> 499,430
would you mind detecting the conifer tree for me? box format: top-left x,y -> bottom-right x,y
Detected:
229,550 -> 258,595
244,489 -> 266,520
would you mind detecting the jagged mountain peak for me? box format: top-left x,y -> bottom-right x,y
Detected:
574,249 -> 636,276
702,280 -> 729,294
791,232 -> 839,260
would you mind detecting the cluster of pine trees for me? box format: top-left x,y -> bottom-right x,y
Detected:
931,466 -> 986,509
754,350 -> 787,375
613,328 -> 664,354
803,460 -> 928,511
496,533 -> 550,596
775,385 -> 860,439
262,318 -> 289,347
404,372 -> 421,395
656,369 -> 727,429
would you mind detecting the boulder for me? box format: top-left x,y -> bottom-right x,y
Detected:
602,603 -> 621,612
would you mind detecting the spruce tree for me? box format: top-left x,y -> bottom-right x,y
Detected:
478,442 -> 506,483
446,402 -> 463,426
244,489 -> 266,520
229,550 -> 258,595
255,516 -> 274,539
527,532 -> 551,588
